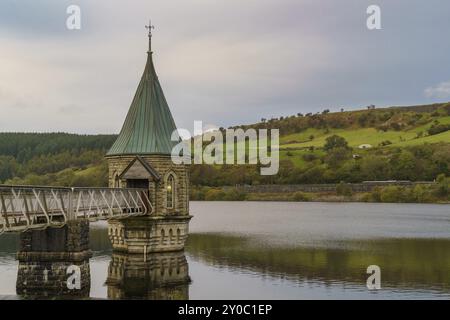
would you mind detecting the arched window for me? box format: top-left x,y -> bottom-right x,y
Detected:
177,228 -> 181,244
169,229 -> 174,244
114,174 -> 120,188
166,174 -> 175,209
161,229 -> 165,244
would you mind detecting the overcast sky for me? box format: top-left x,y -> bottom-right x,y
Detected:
1,0 -> 450,134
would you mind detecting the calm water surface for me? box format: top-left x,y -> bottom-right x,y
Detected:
1,201 -> 450,299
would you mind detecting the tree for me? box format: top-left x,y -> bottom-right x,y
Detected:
428,123 -> 450,136
360,156 -> 390,181
324,135 -> 349,151
391,151 -> 417,180
379,140 -> 392,147
0,156 -> 17,182
435,174 -> 449,197
380,186 -> 403,203
336,182 -> 352,196
324,147 -> 351,168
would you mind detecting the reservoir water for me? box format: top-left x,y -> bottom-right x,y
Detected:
1,201 -> 449,299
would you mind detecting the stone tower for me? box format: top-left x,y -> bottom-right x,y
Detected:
105,23 -> 191,254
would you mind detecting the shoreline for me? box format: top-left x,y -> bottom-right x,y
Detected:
191,196 -> 450,205
190,183 -> 450,204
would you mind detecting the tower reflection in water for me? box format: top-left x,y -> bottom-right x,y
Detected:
106,250 -> 190,300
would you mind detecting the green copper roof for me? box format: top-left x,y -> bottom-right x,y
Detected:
107,35 -> 178,156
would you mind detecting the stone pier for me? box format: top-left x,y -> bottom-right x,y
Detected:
108,216 -> 191,254
16,220 -> 92,298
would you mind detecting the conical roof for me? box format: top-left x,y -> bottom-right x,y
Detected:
107,31 -> 178,156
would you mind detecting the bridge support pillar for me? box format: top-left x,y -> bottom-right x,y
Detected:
16,220 -> 92,298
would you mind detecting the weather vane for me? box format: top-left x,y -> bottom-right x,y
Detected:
145,19 -> 155,37
145,19 -> 155,53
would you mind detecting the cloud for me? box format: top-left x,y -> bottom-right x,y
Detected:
424,81 -> 450,99
1,0 -> 450,134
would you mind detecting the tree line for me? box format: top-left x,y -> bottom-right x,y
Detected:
0,133 -> 116,185
234,103 -> 450,136
190,138 -> 450,186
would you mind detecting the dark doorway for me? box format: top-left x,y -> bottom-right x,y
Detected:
126,179 -> 151,212
126,179 -> 149,189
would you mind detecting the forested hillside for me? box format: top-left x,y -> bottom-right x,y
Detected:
0,133 -> 116,186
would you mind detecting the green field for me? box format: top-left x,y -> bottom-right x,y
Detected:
279,116 -> 450,150
210,109 -> 450,170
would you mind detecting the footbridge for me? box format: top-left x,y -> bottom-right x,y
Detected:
0,185 -> 152,235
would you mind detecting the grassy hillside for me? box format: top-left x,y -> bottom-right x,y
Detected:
280,116 -> 450,150
194,102 -> 450,185
280,120 -> 449,148
0,102 -> 449,187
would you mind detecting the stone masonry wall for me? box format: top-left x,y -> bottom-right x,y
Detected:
16,259 -> 91,298
108,216 -> 191,254
16,220 -> 91,298
106,155 -> 190,216
228,182 -> 436,194
19,220 -> 90,253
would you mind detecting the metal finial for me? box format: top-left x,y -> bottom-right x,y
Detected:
145,20 -> 155,53
145,19 -> 155,37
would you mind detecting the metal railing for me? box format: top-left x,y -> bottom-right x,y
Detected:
0,185 -> 152,235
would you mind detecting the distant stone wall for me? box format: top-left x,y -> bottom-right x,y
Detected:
228,182 -> 435,194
